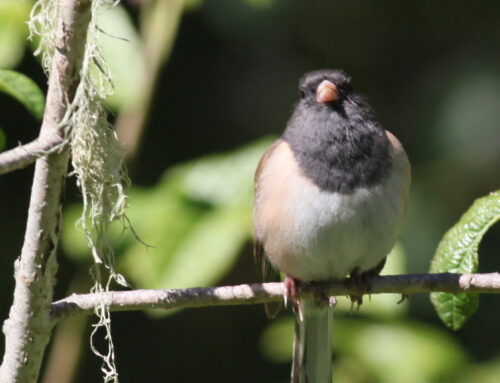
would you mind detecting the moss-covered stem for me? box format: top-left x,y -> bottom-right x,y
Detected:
0,1 -> 91,381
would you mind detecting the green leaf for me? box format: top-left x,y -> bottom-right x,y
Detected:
123,206 -> 250,290
430,191 -> 500,330
0,0 -> 31,69
430,292 -> 479,331
96,4 -> 147,110
0,69 -> 45,120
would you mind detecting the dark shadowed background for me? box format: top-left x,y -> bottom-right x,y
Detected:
1,0 -> 500,382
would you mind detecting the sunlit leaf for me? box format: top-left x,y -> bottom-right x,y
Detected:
60,205 -> 90,261
430,191 -> 500,330
0,69 -> 45,120
175,138 -> 270,206
0,1 -> 31,69
124,206 -> 250,290
96,4 -> 147,110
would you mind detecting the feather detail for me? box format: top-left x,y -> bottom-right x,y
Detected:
254,240 -> 282,318
254,139 -> 284,318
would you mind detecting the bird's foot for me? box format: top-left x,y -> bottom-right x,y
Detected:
284,275 -> 303,321
348,267 -> 377,309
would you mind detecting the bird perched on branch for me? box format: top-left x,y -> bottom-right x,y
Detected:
253,69 -> 410,383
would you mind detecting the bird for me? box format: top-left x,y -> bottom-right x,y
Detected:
253,69 -> 410,383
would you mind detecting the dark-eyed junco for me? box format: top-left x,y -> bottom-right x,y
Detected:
253,69 -> 410,383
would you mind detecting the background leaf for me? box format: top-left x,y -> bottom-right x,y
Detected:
430,191 -> 500,330
96,3 -> 147,110
0,69 -> 45,120
0,0 -> 31,69
260,317 -> 466,383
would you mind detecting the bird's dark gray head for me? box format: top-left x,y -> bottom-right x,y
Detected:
283,69 -> 392,193
298,69 -> 353,105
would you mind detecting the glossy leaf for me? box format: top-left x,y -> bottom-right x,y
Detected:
0,69 -> 45,120
430,191 -> 500,330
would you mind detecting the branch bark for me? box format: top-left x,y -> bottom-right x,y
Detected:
0,1 -> 91,382
51,272 -> 500,322
0,134 -> 65,175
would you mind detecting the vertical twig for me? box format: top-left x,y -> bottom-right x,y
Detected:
115,0 -> 184,160
0,1 -> 91,382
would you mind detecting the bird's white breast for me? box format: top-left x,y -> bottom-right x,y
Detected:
254,139 -> 409,282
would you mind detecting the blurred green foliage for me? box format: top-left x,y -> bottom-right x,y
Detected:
261,317 -> 466,383
0,0 -> 31,69
62,139 -> 271,295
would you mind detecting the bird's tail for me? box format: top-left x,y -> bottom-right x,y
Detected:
292,298 -> 334,383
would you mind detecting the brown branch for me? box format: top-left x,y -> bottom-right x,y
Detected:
0,1 -> 92,382
0,134 -> 65,175
51,272 -> 500,321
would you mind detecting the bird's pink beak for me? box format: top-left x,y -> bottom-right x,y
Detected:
316,80 -> 338,104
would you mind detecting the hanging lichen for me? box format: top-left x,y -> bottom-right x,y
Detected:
29,1 -> 129,381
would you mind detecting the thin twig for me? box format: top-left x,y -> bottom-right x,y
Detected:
0,134 -> 65,175
51,272 -> 500,321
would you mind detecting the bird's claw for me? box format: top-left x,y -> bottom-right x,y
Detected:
348,267 -> 377,309
284,275 -> 303,320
